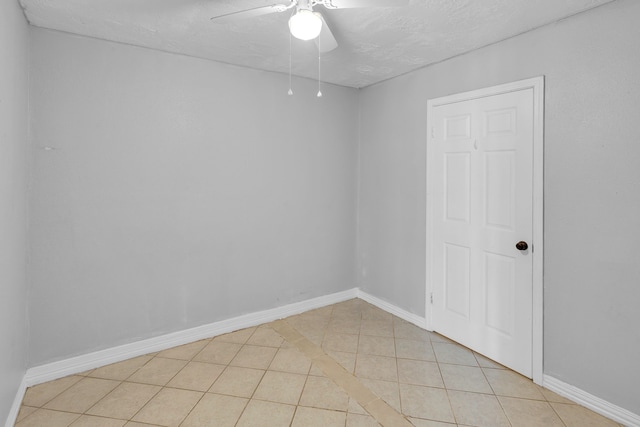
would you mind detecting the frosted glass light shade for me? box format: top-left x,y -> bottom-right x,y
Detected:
289,9 -> 322,41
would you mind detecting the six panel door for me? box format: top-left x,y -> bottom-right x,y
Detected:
429,88 -> 534,377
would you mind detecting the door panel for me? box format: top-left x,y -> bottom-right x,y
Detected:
429,88 -> 534,377
485,151 -> 515,230
445,153 -> 470,222
484,252 -> 516,336
444,243 -> 470,319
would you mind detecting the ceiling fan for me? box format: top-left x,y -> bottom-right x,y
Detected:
210,0 -> 409,53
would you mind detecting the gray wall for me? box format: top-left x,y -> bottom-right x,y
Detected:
28,28 -> 359,366
357,0 -> 640,415
0,0 -> 29,423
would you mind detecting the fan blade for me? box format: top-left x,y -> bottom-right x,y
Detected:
315,14 -> 338,52
210,3 -> 290,20
327,0 -> 408,8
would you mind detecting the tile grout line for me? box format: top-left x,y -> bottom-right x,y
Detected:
224,328 -> 269,427
475,352 -> 512,427
426,325 -> 458,427
270,319 -> 414,427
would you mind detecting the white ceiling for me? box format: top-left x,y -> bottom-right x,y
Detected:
20,0 -> 614,88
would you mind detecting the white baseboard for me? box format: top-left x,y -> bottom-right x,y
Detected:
24,288 -> 358,387
357,290 -> 428,329
4,377 -> 27,427
543,375 -> 640,427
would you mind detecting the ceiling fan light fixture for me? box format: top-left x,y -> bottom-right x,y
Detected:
288,9 -> 322,41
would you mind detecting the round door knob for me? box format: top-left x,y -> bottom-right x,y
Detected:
515,241 -> 528,251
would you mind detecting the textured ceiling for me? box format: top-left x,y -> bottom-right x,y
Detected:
20,0 -> 614,88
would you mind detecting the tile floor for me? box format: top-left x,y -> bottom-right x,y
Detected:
14,299 -> 623,427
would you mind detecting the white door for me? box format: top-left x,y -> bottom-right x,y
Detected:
428,87 -> 535,377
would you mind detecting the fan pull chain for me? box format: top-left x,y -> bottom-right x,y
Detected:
317,36 -> 322,98
288,32 -> 293,96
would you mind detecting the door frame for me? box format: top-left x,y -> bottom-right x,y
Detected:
425,76 -> 544,384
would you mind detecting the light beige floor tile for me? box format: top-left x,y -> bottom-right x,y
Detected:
246,326 -> 284,347
252,371 -> 307,405
193,340 -> 242,365
291,406 -> 347,427
331,303 -> 363,315
235,399 -> 296,427
550,402 -> 621,427
286,317 -> 327,338
124,422 -> 164,426
360,319 -> 395,337
69,415 -> 127,426
89,356 -> 153,381
213,327 -> 256,344
277,339 -> 295,349
309,362 -> 328,377
327,350 -> 357,374
393,321 -> 431,341
395,339 -> 436,362
44,377 -> 120,413
539,387 -> 575,404
323,332 -> 360,353
358,335 -> 396,357
229,345 -> 278,369
131,388 -> 202,427
16,406 -> 37,422
407,418 -> 457,427
309,355 -> 378,409
180,393 -> 248,427
307,305 -> 335,317
305,332 -> 326,347
332,307 -> 363,319
270,320 -> 305,343
126,357 -> 187,386
294,337 -> 325,359
473,352 -> 506,370
348,398 -> 369,415
328,318 -> 362,335
346,413 -> 381,427
156,340 -> 209,361
432,342 -> 478,366
439,364 -> 493,393
498,396 -> 565,426
399,384 -> 455,423
365,399 -> 414,427
291,315 -> 325,327
209,366 -> 265,397
166,361 -> 225,391
428,333 -> 456,344
295,326 -> 329,344
361,306 -> 392,321
332,298 -> 361,309
22,375 -> 83,407
331,303 -> 362,314
15,408 -> 80,427
397,359 -> 444,388
448,390 -> 510,427
291,316 -> 327,332
355,354 -> 398,382
269,347 -> 312,374
86,382 -> 160,420
482,368 -> 545,400
299,375 -> 350,411
359,379 -> 401,412
335,377 -> 380,411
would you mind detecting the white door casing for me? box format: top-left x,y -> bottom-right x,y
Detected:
426,77 -> 544,383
